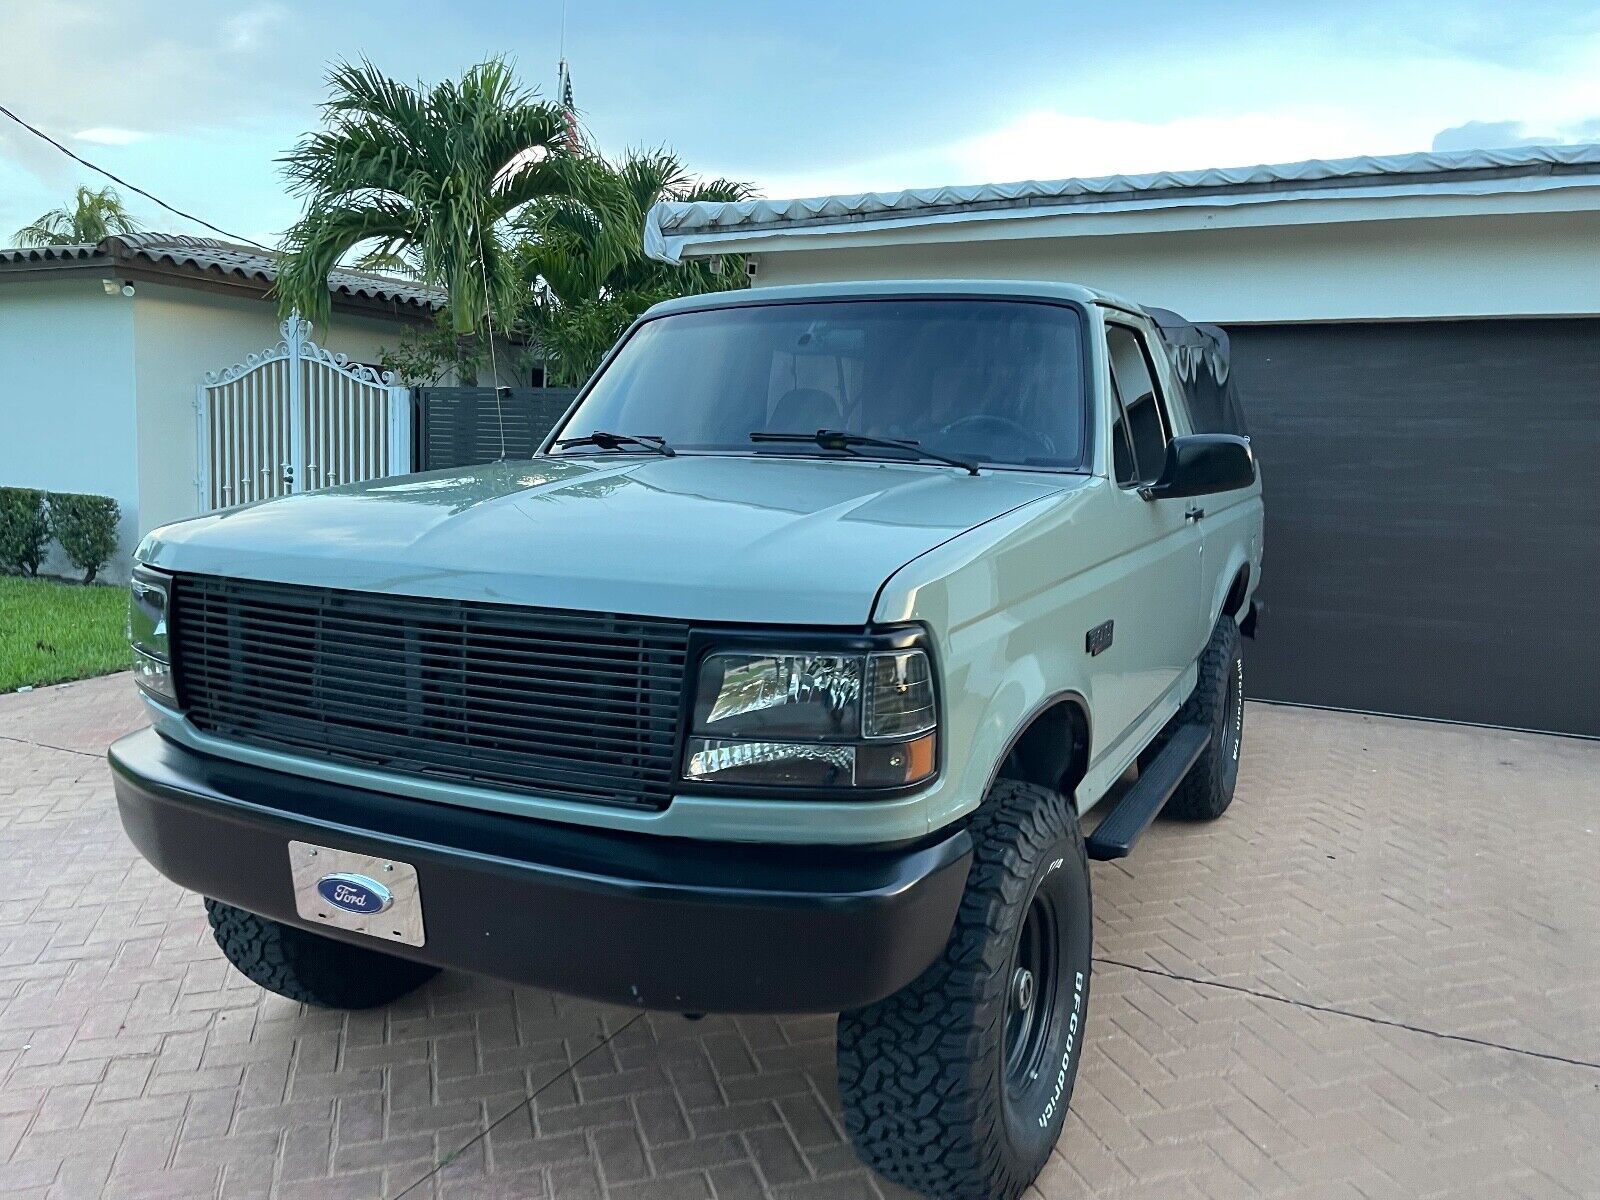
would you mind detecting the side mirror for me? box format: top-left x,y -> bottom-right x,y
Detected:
1140,434 -> 1255,501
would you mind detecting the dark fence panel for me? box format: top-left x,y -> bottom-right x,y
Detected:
413,387 -> 579,472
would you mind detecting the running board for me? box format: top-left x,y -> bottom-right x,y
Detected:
1085,723 -> 1211,861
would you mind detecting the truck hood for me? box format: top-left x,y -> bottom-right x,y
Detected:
141,456 -> 1075,624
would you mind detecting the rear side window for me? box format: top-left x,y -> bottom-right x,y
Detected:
1106,325 -> 1172,487
1156,322 -> 1249,438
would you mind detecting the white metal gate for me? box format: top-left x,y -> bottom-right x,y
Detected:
197,316 -> 411,510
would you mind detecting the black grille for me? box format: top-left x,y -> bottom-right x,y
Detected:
170,574 -> 689,810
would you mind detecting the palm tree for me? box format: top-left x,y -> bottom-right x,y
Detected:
14,185 -> 140,246
277,58 -> 604,334
516,149 -> 755,384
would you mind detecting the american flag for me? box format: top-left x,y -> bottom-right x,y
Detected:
558,60 -> 580,152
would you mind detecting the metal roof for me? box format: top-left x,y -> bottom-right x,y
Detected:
0,233 -> 445,312
646,143 -> 1600,262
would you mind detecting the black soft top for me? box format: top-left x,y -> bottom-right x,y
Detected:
1146,308 -> 1249,438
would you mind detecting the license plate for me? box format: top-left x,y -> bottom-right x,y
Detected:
288,841 -> 426,947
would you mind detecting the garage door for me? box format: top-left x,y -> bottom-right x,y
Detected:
1227,320 -> 1600,738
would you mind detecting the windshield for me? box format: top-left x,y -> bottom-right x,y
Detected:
550,299 -> 1088,471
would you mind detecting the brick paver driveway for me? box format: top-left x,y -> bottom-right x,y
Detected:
1,674 -> 1596,1199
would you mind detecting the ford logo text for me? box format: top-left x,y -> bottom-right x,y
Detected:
316,873 -> 393,915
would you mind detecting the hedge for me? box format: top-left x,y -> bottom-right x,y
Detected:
46,493 -> 122,584
0,487 -> 51,576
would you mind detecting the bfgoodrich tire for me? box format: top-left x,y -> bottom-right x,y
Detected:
1164,615 -> 1244,821
205,899 -> 439,1009
838,780 -> 1092,1200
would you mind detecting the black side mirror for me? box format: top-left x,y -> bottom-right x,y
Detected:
1140,434 -> 1255,501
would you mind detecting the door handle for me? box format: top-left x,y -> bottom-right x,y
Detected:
1185,506 -> 1206,522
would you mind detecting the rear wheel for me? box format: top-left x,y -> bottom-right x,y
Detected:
1164,615 -> 1244,820
205,899 -> 439,1009
838,780 -> 1092,1200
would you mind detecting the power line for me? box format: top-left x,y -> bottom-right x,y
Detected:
0,100 -> 274,250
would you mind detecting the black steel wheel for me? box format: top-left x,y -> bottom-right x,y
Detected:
1004,887 -> 1061,1095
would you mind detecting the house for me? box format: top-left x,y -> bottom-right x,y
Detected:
0,233 -> 443,580
645,144 -> 1600,737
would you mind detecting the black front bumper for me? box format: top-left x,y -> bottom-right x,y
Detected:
109,729 -> 971,1013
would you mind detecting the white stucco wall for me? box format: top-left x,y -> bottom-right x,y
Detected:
0,279 -> 139,578
749,209 -> 1600,324
130,284 -> 410,537
1,277 -> 420,582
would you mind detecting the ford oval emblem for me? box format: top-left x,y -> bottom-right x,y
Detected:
316,873 -> 393,915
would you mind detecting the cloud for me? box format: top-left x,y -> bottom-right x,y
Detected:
8,0 -> 1600,245
950,112 -> 1412,183
743,23 -> 1600,200
74,128 -> 151,146
1432,118 -> 1600,151
223,4 -> 287,52
753,108 -> 1431,199
0,1 -> 314,148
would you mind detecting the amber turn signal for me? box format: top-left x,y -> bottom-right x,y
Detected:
856,732 -> 938,788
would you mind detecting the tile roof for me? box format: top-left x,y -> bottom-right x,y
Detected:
0,233 -> 445,311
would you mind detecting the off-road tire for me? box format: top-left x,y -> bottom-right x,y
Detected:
837,780 -> 1093,1200
1164,615 -> 1244,820
205,899 -> 439,1009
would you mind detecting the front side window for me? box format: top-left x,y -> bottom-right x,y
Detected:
1107,324 -> 1173,486
551,299 -> 1089,471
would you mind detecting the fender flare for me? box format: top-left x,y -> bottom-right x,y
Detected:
1212,552 -> 1254,629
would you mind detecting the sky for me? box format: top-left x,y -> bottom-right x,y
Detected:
2,0 -> 1599,248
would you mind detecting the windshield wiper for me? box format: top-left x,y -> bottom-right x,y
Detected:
552,431 -> 675,457
751,429 -> 979,476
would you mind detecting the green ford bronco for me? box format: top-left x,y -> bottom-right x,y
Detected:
111,280 -> 1262,1199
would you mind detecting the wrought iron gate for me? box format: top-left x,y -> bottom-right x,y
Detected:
196,316 -> 411,510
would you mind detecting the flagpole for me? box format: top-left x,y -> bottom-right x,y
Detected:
556,0 -> 578,153
558,0 -> 568,90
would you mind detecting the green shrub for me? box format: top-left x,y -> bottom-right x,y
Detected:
0,487 -> 51,576
46,492 -> 121,584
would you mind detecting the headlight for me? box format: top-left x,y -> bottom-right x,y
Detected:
128,567 -> 175,705
683,646 -> 937,790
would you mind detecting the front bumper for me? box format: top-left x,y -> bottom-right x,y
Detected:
109,729 -> 971,1013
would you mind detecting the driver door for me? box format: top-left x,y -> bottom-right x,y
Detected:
1089,319 -> 1205,757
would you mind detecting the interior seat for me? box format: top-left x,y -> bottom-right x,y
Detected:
769,387 -> 842,432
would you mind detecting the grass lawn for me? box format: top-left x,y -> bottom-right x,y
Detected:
0,575 -> 129,693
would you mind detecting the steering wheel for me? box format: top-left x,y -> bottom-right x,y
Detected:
938,414 -> 1052,461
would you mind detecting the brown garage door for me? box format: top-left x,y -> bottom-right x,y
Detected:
1227,319 -> 1600,738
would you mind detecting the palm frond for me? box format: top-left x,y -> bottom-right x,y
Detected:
12,214 -> 74,247
14,185 -> 141,247
680,177 -> 757,205
352,241 -> 421,276
277,58 -> 570,335
277,56 -> 755,380
507,145 -> 761,381
276,198 -> 415,325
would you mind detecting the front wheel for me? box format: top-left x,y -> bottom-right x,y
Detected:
205,899 -> 439,1009
838,780 -> 1092,1200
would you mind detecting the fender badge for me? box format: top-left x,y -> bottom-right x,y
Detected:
1086,620 -> 1114,657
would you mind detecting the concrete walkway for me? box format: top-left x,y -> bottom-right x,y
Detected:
0,673 -> 1595,1198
